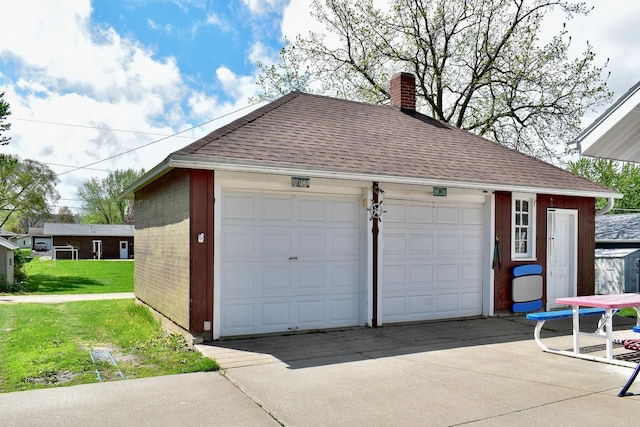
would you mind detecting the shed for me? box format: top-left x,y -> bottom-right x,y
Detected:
595,248 -> 640,294
0,236 -> 19,284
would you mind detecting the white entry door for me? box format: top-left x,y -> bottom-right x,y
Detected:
119,241 -> 129,259
546,209 -> 578,310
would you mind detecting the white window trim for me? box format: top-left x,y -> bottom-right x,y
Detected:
511,193 -> 537,261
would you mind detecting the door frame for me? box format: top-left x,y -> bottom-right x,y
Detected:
546,208 -> 578,310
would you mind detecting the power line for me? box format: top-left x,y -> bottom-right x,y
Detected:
56,101 -> 263,177
14,117 -> 193,139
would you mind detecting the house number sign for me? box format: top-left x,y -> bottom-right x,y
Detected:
291,177 -> 310,188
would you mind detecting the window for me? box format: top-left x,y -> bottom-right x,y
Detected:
512,193 -> 536,260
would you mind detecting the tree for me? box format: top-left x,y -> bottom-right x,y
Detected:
0,92 -> 10,146
254,0 -> 611,162
77,169 -> 144,224
57,206 -> 76,223
0,155 -> 60,228
568,157 -> 640,212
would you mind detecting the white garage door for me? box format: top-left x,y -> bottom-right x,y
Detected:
382,199 -> 485,323
220,191 -> 363,336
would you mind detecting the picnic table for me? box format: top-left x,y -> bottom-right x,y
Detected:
555,293 -> 640,367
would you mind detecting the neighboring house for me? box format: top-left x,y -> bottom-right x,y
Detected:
0,236 -> 19,284
124,72 -> 617,343
595,213 -> 640,249
43,223 -> 134,259
594,214 -> 640,295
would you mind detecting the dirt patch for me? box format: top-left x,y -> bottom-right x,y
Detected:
23,370 -> 78,386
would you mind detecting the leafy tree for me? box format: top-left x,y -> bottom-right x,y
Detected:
254,0 -> 612,162
0,155 -> 60,228
0,92 -> 10,146
57,206 -> 76,223
77,169 -> 144,224
568,157 -> 640,212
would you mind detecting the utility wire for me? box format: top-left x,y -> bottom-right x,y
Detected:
14,117 -> 193,138
55,101 -> 263,177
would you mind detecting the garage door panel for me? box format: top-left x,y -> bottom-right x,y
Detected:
262,265 -> 291,290
261,301 -> 290,327
408,295 -> 433,315
297,265 -> 326,289
221,303 -> 254,331
435,206 -> 459,224
222,265 -> 256,294
462,235 -> 483,254
263,196 -> 292,221
223,194 -> 255,220
330,297 -> 360,322
409,234 -> 433,253
331,199 -> 360,223
435,264 -> 459,285
384,233 -> 406,254
331,264 -> 359,289
434,293 -> 459,314
263,231 -> 291,256
332,231 -> 359,256
462,207 -> 484,224
408,264 -> 433,287
223,231 -> 255,256
297,300 -> 325,325
461,292 -> 483,311
436,235 -> 459,253
298,198 -> 326,222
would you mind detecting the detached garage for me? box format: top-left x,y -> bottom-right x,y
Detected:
125,73 -> 617,343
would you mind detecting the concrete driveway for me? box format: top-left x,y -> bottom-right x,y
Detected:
197,316 -> 640,426
2,315 -> 640,426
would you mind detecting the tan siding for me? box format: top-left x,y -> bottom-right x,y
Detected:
134,169 -> 191,329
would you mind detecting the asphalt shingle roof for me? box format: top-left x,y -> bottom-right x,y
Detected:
172,91 -> 612,195
43,223 -> 134,237
596,214 -> 640,241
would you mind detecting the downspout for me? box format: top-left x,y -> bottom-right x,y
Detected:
596,197 -> 615,216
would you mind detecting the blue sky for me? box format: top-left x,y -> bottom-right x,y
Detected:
0,0 -> 639,212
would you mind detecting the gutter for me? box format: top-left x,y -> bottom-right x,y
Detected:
120,153 -> 622,201
168,156 -> 622,200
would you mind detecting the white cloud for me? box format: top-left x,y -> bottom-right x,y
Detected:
242,0 -> 288,16
216,66 -> 257,101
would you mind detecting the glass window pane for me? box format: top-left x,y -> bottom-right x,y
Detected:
522,200 -> 529,211
515,200 -> 521,211
522,214 -> 528,226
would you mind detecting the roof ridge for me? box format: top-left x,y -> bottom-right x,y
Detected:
175,92 -> 302,155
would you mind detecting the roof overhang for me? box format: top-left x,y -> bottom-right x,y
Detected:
121,153 -> 620,200
573,81 -> 640,162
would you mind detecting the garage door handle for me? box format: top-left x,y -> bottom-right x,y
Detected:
288,256 -> 298,260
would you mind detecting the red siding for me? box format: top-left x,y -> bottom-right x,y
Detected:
189,170 -> 215,336
494,192 -> 596,311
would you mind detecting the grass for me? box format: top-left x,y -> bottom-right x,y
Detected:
19,257 -> 133,294
0,299 -> 218,393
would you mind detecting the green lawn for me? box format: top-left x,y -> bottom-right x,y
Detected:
21,258 -> 133,294
0,299 -> 218,393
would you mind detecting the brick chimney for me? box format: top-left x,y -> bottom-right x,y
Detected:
390,72 -> 416,110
